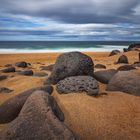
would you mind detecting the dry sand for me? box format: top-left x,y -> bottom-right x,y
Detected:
0,51 -> 140,140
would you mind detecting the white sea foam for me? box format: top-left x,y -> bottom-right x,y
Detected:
0,45 -> 126,54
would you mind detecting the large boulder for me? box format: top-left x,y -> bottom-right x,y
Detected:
109,50 -> 120,56
46,52 -> 94,84
1,67 -> 15,73
15,61 -> 28,68
117,65 -> 136,71
56,76 -> 99,96
0,85 -> 53,124
116,55 -> 129,64
107,71 -> 140,96
93,69 -> 118,84
0,91 -> 76,140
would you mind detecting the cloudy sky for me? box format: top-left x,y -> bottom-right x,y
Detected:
0,0 -> 140,41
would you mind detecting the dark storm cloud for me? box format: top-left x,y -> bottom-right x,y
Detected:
0,0 -> 140,24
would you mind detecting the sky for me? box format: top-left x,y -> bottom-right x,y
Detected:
0,0 -> 140,41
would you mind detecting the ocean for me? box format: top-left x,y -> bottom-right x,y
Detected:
0,41 -> 139,53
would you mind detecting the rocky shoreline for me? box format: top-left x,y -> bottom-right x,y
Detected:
0,44 -> 140,140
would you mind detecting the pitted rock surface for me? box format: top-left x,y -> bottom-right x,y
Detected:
56,76 -> 99,96
0,91 -> 76,140
0,85 -> 53,124
46,52 -> 94,85
107,71 -> 140,96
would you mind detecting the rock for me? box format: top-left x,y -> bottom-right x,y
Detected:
109,50 -> 120,56
46,52 -> 94,85
18,70 -> 33,76
128,43 -> 140,51
4,64 -> 12,67
117,65 -> 136,71
56,76 -> 99,96
123,48 -> 128,52
1,67 -> 15,73
93,69 -> 118,84
133,62 -> 140,67
95,64 -> 106,69
40,64 -> 54,71
0,87 -> 13,93
117,55 -> 129,64
0,75 -> 7,81
33,72 -> 48,77
107,71 -> 140,96
0,91 -> 76,140
0,85 -> 53,124
15,61 -> 28,68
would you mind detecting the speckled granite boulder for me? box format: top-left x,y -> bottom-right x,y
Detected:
46,52 -> 94,85
107,71 -> 140,96
94,69 -> 118,84
0,91 -> 76,140
56,76 -> 99,96
0,85 -> 53,124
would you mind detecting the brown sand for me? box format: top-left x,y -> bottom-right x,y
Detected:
0,51 -> 140,140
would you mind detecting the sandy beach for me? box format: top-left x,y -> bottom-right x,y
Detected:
0,51 -> 140,140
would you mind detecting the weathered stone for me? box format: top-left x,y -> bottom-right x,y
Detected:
0,85 -> 53,124
40,64 -> 54,71
33,72 -> 48,77
15,61 -> 28,68
93,69 -> 118,84
0,87 -> 13,93
4,64 -> 12,67
133,62 -> 140,67
0,75 -> 7,81
1,67 -> 15,73
107,71 -> 140,96
46,52 -> 94,85
117,55 -> 129,64
123,48 -> 128,52
128,43 -> 140,51
56,76 -> 99,96
94,64 -> 106,69
117,65 -> 136,71
18,70 -> 33,76
109,50 -> 120,56
0,91 -> 76,140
